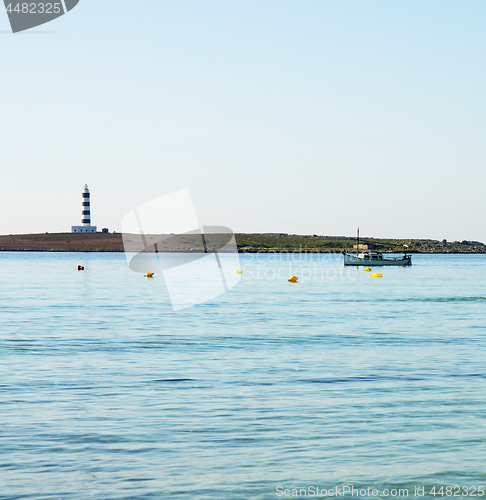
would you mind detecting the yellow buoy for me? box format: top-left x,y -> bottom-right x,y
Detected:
363,267 -> 371,272
370,273 -> 383,278
233,269 -> 243,274
144,272 -> 154,278
288,276 -> 299,283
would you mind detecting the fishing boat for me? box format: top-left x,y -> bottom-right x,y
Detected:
343,229 -> 412,267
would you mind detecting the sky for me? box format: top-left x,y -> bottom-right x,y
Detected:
1,0 -> 486,242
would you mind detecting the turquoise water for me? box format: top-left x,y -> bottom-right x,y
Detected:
2,252 -> 486,499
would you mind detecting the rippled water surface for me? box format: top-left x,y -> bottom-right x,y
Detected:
1,252 -> 486,499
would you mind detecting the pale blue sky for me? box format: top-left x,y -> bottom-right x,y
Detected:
1,1 -> 486,242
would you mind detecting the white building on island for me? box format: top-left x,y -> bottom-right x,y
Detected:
72,184 -> 97,233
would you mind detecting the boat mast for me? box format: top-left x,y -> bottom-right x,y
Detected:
357,227 -> 359,254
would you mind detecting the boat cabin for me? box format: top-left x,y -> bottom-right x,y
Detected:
357,252 -> 383,260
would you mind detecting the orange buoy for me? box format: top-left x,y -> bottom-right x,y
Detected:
76,265 -> 84,271
288,276 -> 299,283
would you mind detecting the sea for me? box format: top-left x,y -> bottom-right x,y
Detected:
1,251 -> 486,499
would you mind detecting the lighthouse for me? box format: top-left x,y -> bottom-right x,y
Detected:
71,184 -> 97,233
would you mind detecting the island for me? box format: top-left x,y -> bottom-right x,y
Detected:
0,233 -> 485,253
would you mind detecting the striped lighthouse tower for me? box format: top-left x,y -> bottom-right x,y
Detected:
82,184 -> 91,226
72,184 -> 97,233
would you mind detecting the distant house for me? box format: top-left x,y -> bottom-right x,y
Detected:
353,244 -> 368,251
